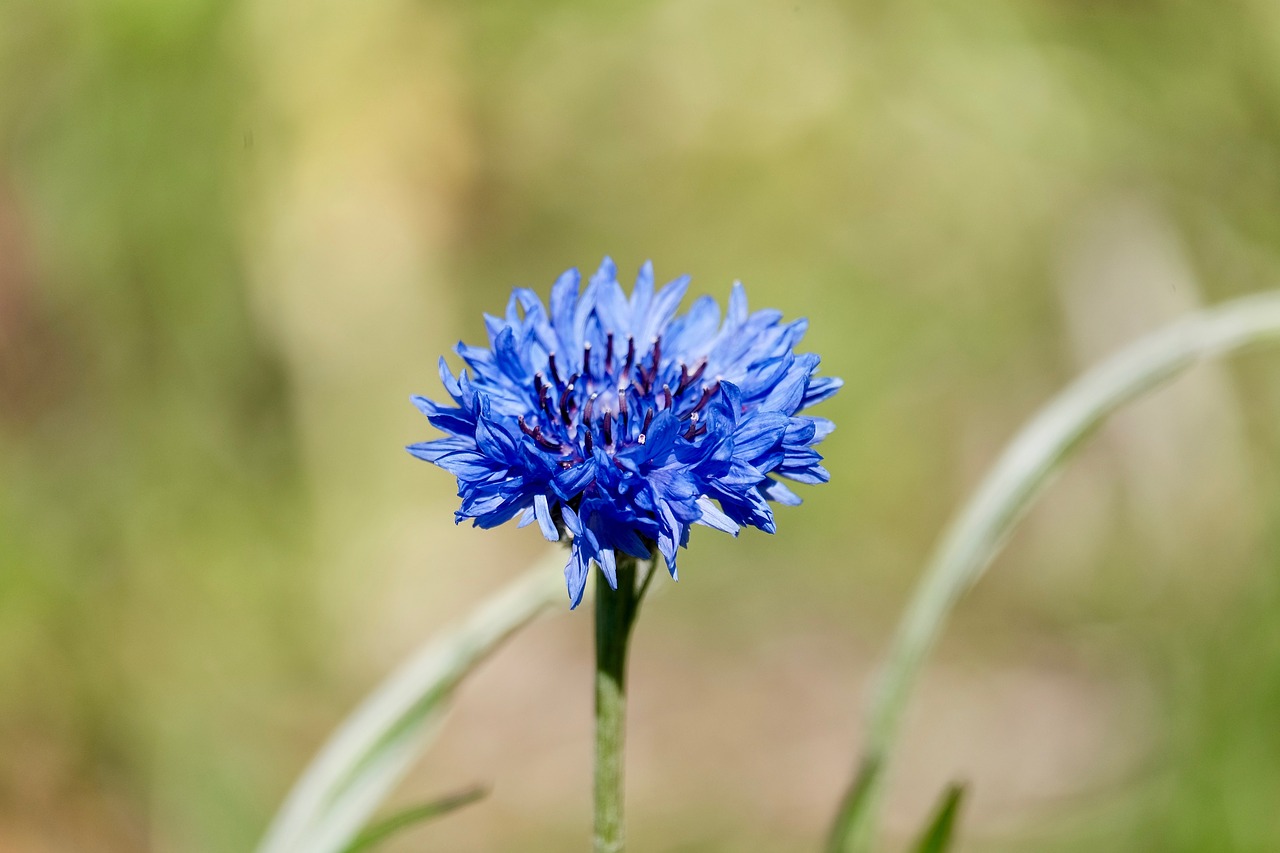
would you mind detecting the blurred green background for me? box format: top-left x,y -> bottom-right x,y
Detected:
4,0 -> 1280,850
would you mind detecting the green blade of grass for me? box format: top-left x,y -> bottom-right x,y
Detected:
911,784 -> 965,853
258,551 -> 569,853
339,785 -> 488,853
828,291 -> 1280,852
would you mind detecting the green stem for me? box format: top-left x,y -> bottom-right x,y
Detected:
594,555 -> 643,853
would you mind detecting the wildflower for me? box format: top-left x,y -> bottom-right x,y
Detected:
409,258 -> 840,607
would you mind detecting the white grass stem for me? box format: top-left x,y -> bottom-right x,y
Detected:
830,291 -> 1280,852
258,551 -> 567,853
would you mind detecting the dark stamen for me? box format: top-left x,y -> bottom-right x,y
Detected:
690,384 -> 716,415
584,427 -> 594,453
603,411 -> 613,445
583,393 -> 597,425
662,384 -> 673,410
625,336 -> 636,373
605,333 -> 614,372
520,415 -> 561,451
582,343 -> 592,377
547,353 -> 562,386
559,387 -> 573,423
642,409 -> 654,434
636,361 -> 653,395
689,359 -> 708,384
566,377 -> 580,414
679,359 -> 707,394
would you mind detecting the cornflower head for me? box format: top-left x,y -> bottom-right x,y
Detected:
409,258 -> 840,607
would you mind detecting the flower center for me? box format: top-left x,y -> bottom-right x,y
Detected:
518,333 -> 717,461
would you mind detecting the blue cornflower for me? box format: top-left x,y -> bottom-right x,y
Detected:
409,259 -> 840,607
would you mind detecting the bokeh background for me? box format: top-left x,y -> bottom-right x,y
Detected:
4,1 -> 1280,850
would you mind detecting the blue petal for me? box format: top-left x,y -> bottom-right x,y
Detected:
591,256 -> 618,287
760,478 -> 802,506
564,546 -> 589,609
808,417 -> 836,442
407,444 -> 494,480
552,460 -> 596,499
475,415 -> 518,462
561,503 -> 583,536
493,327 -> 526,379
655,500 -> 681,579
484,312 -> 506,345
803,376 -> 843,408
640,274 -> 690,344
630,260 -> 655,328
715,461 -> 766,487
533,493 -> 559,542
665,295 -> 720,357
610,525 -> 651,559
760,353 -> 819,414
778,463 -> 830,484
727,281 -> 748,325
733,412 -> 789,459
411,395 -> 474,436
783,419 -> 817,446
437,357 -> 462,400
695,496 -> 740,535
550,267 -> 581,354
595,277 -> 631,338
597,544 -> 618,589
